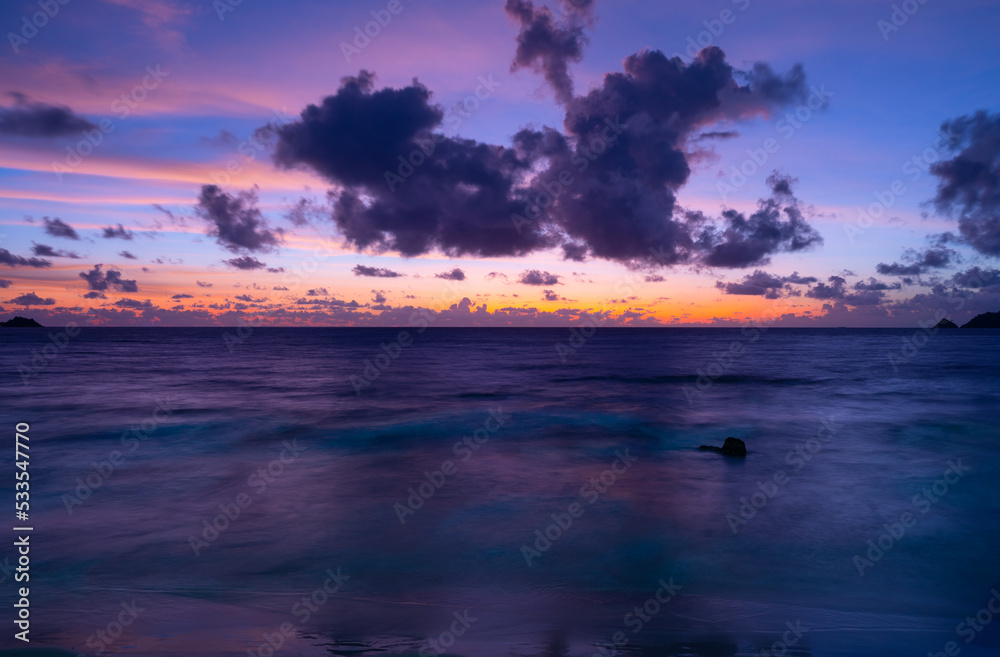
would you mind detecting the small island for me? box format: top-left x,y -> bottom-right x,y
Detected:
962,312 -> 1000,329
0,316 -> 44,328
934,318 -> 959,329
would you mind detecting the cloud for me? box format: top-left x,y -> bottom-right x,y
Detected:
0,248 -> 51,268
195,280 -> 213,288
806,275 -> 847,300
172,293 -> 193,299
784,271 -> 817,285
0,93 -> 96,137
692,174 -> 822,268
7,292 -> 55,306
0,279 -> 11,288
930,111 -> 1000,256
542,289 -> 560,301
435,268 -> 465,281
306,288 -> 329,296
103,224 -> 134,240
518,269 -> 560,285
119,250 -> 137,259
224,256 -> 267,270
805,276 -> 886,306
715,270 -> 785,296
644,274 -> 665,282
195,185 -> 283,253
486,272 -> 509,281
114,298 -> 154,309
270,37 -> 813,270
79,264 -> 139,292
504,0 -> 595,105
372,291 -> 387,304
876,246 -> 957,276
43,217 -> 80,240
31,243 -> 80,259
273,286 -> 288,291
83,291 -> 106,299
353,264 -> 403,278
950,266 -> 1000,288
853,277 -> 901,291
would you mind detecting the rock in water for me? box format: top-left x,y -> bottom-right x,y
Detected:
934,318 -> 958,329
698,437 -> 747,457
0,316 -> 43,328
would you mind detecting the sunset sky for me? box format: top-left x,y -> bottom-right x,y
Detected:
1,0 -> 998,326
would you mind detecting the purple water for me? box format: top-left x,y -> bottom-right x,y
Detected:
0,327 -> 998,656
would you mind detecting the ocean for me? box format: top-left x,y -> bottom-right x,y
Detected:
0,327 -> 998,656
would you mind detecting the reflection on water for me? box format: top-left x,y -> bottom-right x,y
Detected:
1,328 -> 998,656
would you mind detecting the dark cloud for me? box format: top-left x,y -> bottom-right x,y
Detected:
83,291 -> 106,299
119,250 -> 137,259
518,269 -> 560,285
353,264 -> 403,278
784,271 -> 817,285
0,279 -> 11,288
876,246 -> 957,276
692,174 -> 822,268
103,224 -> 134,240
195,185 -> 283,253
853,277 -> 901,291
715,270 -> 785,296
79,264 -> 139,293
196,280 -> 213,288
271,42 -> 813,269
930,111 -> 1000,256
31,243 -> 80,259
542,289 -> 560,301
172,293 -> 194,299
806,275 -> 847,300
114,298 -> 154,309
486,272 -> 509,281
644,274 -> 665,282
0,93 -> 96,137
435,268 -> 466,281
7,292 -> 55,306
306,288 -> 329,297
43,217 -> 79,240
950,266 -> 1000,288
273,286 -> 288,291
266,267 -> 285,273
805,275 -> 886,306
0,248 -> 51,268
504,0 -> 595,105
224,256 -> 267,270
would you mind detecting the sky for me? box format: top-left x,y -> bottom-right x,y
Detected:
0,0 -> 999,327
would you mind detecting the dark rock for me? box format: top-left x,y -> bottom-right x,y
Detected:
934,318 -> 958,329
698,437 -> 747,457
961,311 -> 1000,328
0,316 -> 43,328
